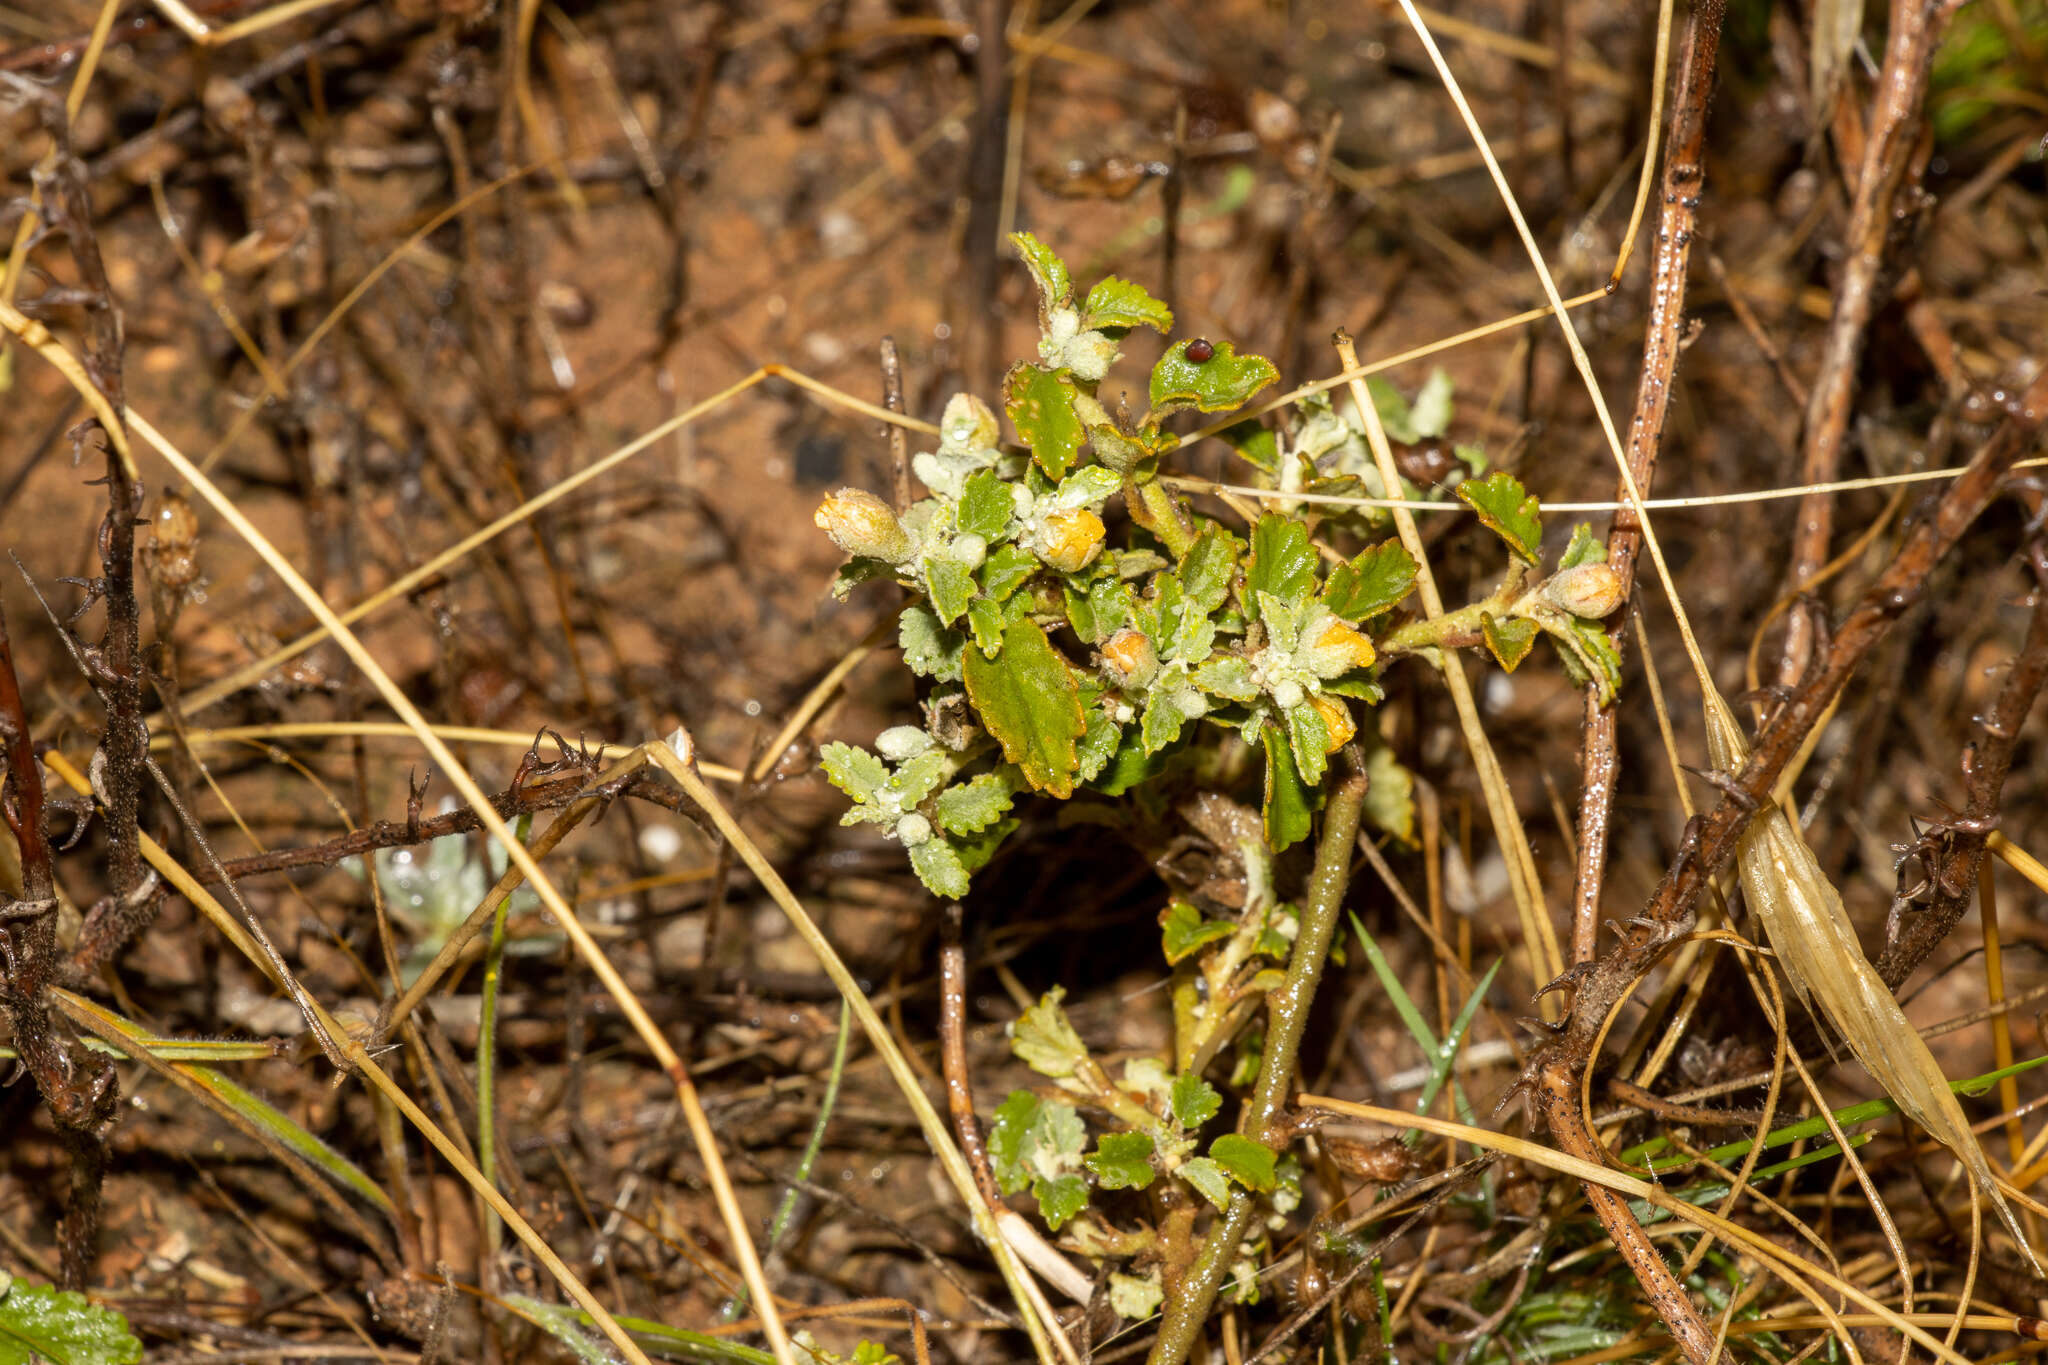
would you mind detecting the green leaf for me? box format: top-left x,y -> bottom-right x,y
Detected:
819,743 -> 888,804
1178,523 -> 1240,613
978,543 -> 1038,602
831,557 -> 893,601
952,815 -> 1018,876
1140,687 -> 1194,756
1081,276 -> 1173,334
1108,1271 -> 1165,1322
900,604 -> 965,682
1458,471 -> 1542,564
1191,655 -> 1257,702
965,597 -> 1008,658
908,838 -> 970,899
1012,987 -> 1089,1081
1012,231 -> 1073,314
1086,1132 -> 1159,1190
1161,901 -> 1236,965
925,556 -> 976,626
1320,540 -> 1416,621
1261,723 -> 1316,853
1087,423 -> 1159,477
1246,514 -> 1317,617
963,617 -> 1085,797
1209,1134 -> 1278,1192
1032,1174 -> 1090,1230
1077,705 -> 1122,782
1558,521 -> 1606,570
1149,339 -> 1279,418
1285,702 -> 1329,786
989,1091 -> 1043,1195
1547,615 -> 1624,705
893,750 -> 949,806
935,773 -> 1015,836
1480,613 -> 1540,672
1171,1073 -> 1223,1129
1362,742 -> 1416,846
1220,417 -> 1280,474
958,469 -> 1015,540
1178,1156 -> 1231,1209
0,1280 -> 142,1365
1005,364 -> 1087,480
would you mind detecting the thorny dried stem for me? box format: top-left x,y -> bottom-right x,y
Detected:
1568,0 -> 1726,967
1777,0 -> 1961,686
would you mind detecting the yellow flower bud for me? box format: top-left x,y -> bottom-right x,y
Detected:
1309,694 -> 1356,753
1099,628 -> 1158,687
814,487 -> 909,561
1308,617 -> 1377,677
1037,508 -> 1105,573
1545,563 -> 1624,619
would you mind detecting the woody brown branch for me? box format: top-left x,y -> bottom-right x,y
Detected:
1568,0 -> 1727,967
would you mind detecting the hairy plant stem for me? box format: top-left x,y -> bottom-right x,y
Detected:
1378,568 -> 1531,656
1147,771 -> 1367,1365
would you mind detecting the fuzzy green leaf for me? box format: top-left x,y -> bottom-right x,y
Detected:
965,598 -> 1008,659
1032,1174 -> 1090,1230
958,470 -> 1015,541
900,604 -> 965,682
1178,523 -> 1240,613
1320,540 -> 1416,621
1077,705 -> 1123,782
1012,987 -> 1089,1081
1081,277 -> 1173,334
1209,1134 -> 1278,1192
1011,231 -> 1072,313
1480,613 -> 1540,672
978,543 -> 1038,603
1285,702 -> 1329,786
819,743 -> 888,804
908,839 -> 970,899
1087,423 -> 1160,477
1178,1157 -> 1231,1209
1171,1073 -> 1223,1129
1458,471 -> 1542,564
1558,521 -> 1606,570
1086,1132 -> 1159,1190
951,815 -> 1018,876
1161,901 -> 1236,965
1149,339 -> 1278,418
963,618 -> 1085,796
1220,418 -> 1280,474
831,557 -> 893,601
1362,742 -> 1416,846
1191,655 -> 1258,702
925,556 -> 976,626
988,1091 -> 1044,1195
1262,723 -> 1315,853
1140,687 -> 1194,756
1005,364 -> 1087,480
1548,615 -> 1624,704
1247,514 -> 1317,617
0,1280 -> 141,1365
935,773 -> 1015,836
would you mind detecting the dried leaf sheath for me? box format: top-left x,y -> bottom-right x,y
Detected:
1701,689 -> 2041,1273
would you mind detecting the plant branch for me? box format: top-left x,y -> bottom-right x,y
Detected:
1568,0 -> 1726,966
1146,770 -> 1367,1365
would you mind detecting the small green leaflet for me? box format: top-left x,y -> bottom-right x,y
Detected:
1558,521 -> 1606,570
989,1090 -> 1085,1195
1081,276 -> 1173,334
1177,523 -> 1240,612
957,469 -> 1014,540
909,840 -> 969,899
1261,724 -> 1316,853
924,556 -> 975,626
1320,540 -> 1416,621
1034,1174 -> 1089,1230
1178,1156 -> 1231,1209
1148,339 -> 1279,418
1161,900 -> 1235,965
1011,231 -> 1072,314
1546,615 -> 1624,704
1011,987 -> 1088,1081
935,772 -> 1015,836
978,543 -> 1037,602
0,1280 -> 142,1365
1480,613 -> 1539,672
1458,471 -> 1542,564
900,603 -> 964,682
1246,514 -> 1317,617
963,618 -> 1085,797
1086,1132 -> 1158,1189
1209,1134 -> 1278,1192
819,743 -> 887,804
1285,701 -> 1329,786
1220,417 -> 1280,474
1005,364 -> 1087,480
1170,1072 -> 1223,1128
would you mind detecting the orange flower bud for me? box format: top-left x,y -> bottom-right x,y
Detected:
1308,617 -> 1377,677
1099,628 -> 1158,686
1309,694 -> 1356,752
814,487 -> 909,561
1037,508 -> 1105,573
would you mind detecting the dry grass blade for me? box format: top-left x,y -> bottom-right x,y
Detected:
1699,688 -> 2041,1276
